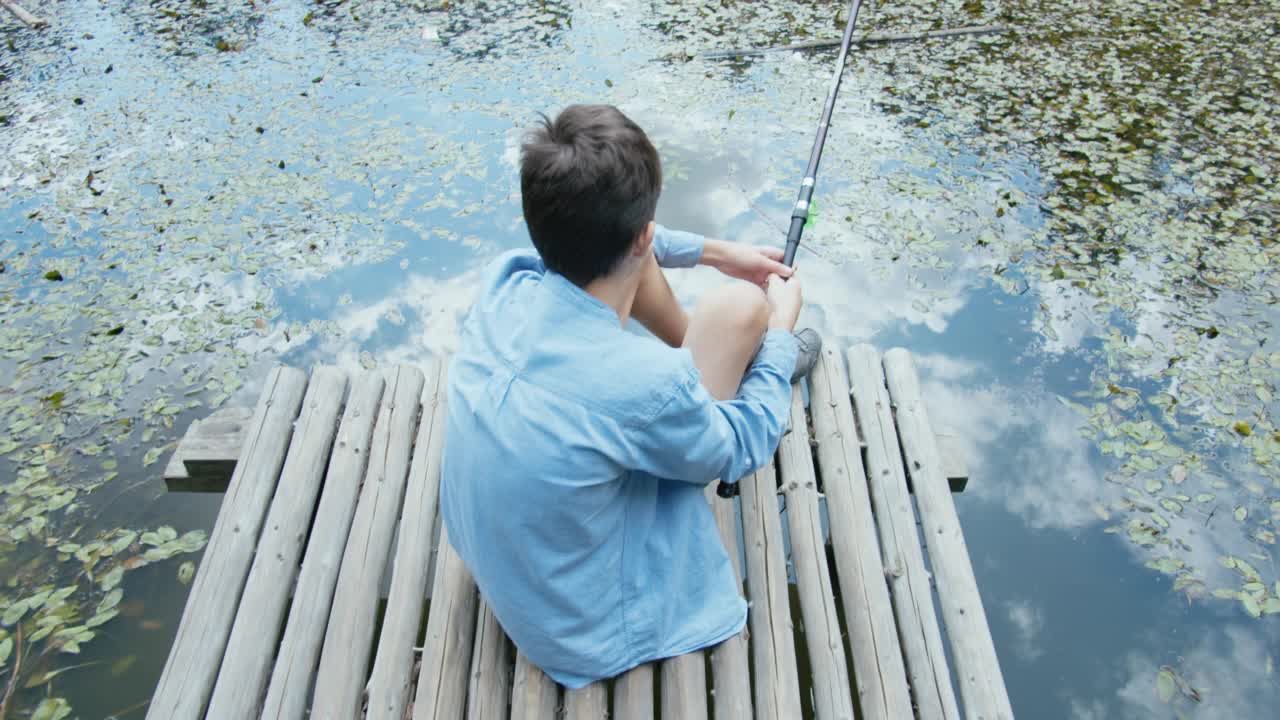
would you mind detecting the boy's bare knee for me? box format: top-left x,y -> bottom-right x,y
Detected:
700,282 -> 769,336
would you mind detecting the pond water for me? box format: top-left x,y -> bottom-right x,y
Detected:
1,0 -> 1277,717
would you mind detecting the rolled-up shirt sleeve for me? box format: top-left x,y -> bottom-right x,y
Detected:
652,224 -> 704,269
622,330 -> 799,485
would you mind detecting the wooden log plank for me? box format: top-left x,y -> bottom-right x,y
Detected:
778,390 -> 855,720
847,345 -> 960,720
146,367 -> 308,720
738,461 -> 802,720
366,360 -> 447,720
510,653 -> 559,720
163,405 -> 253,490
414,530 -> 480,720
700,25 -> 1010,58
809,347 -> 913,720
661,653 -> 707,720
0,0 -> 47,28
704,486 -> 752,720
612,663 -> 653,720
884,349 -> 1014,720
311,365 -> 425,719
205,367 -> 348,718
259,373 -> 385,719
466,600 -> 512,720
562,682 -> 607,720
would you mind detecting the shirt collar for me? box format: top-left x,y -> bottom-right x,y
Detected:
541,271 -> 623,326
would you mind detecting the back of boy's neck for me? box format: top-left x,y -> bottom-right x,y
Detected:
584,274 -> 636,326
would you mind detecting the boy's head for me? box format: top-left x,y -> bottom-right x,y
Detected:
520,104 -> 662,286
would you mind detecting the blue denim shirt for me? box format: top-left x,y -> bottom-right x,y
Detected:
439,226 -> 798,687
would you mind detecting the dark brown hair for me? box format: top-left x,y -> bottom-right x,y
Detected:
520,105 -> 662,286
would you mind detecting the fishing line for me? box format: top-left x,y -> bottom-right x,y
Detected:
716,0 -> 865,500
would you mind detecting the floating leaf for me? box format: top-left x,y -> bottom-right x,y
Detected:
1234,506 -> 1247,523
1241,594 -> 1262,618
1156,668 -> 1176,703
1233,421 -> 1252,437
99,565 -> 124,592
1146,557 -> 1183,575
178,561 -> 195,585
98,589 -> 123,615
44,270 -> 64,281
31,698 -> 72,720
2,599 -> 31,626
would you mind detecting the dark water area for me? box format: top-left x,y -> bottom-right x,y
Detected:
1,1 -> 1277,718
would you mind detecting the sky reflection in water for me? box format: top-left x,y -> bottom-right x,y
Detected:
0,0 -> 1276,717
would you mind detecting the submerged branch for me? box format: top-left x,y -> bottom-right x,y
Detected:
701,25 -> 1009,59
1,0 -> 47,29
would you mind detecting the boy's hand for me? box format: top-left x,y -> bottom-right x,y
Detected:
703,239 -> 793,287
766,273 -> 803,331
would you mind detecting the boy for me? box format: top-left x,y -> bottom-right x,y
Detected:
440,104 -> 819,687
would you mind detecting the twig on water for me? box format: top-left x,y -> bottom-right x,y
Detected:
1,0 -> 48,29
0,624 -> 24,720
701,25 -> 1009,59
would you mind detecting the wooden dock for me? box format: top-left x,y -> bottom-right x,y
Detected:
150,341 -> 1012,720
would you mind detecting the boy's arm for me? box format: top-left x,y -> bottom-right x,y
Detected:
654,225 -> 792,286
622,331 -> 799,486
652,224 -> 705,269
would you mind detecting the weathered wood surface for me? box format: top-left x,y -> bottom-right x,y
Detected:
259,373 -> 385,719
705,485 -> 753,720
467,601 -> 513,720
885,349 -> 1013,720
312,366 -> 424,719
510,653 -> 559,720
848,344 -> 961,720
205,367 -> 347,719
563,681 -> 608,720
738,461 -> 803,720
366,361 -> 447,720
661,651 -> 708,720
163,405 -> 253,490
414,531 -> 479,720
0,0 -> 47,28
810,348 -> 913,720
153,350 -> 1008,720
147,367 -> 308,720
778,390 -> 855,720
612,663 -> 653,720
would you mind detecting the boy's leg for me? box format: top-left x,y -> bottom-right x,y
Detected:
681,283 -> 770,401
631,251 -> 689,348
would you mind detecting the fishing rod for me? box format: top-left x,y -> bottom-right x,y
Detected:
717,0 -> 865,500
